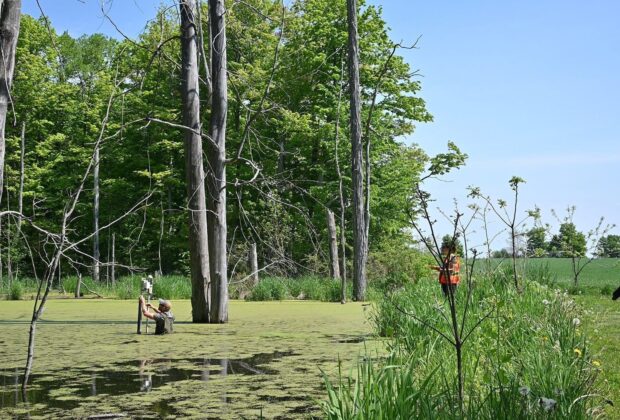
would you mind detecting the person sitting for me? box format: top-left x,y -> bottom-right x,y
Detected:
139,296 -> 175,334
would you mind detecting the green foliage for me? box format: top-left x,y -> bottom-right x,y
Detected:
440,234 -> 464,255
152,275 -> 192,300
325,277 -> 604,418
245,276 -> 348,302
113,277 -> 142,300
367,244 -> 434,290
9,282 -> 23,300
427,141 -> 468,177
549,223 -> 587,258
526,227 -> 548,257
245,277 -> 289,301
8,2 -> 436,280
596,234 -> 620,257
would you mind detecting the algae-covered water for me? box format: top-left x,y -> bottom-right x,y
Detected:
0,299 -> 378,418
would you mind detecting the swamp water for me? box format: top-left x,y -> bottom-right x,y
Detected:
0,299 -> 377,418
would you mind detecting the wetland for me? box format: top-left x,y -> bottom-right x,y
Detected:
0,299 -> 377,418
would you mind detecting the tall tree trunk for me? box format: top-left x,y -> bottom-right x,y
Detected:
207,0 -> 228,323
334,59 -> 347,302
17,120 -> 24,228
180,0 -> 211,322
327,210 -> 340,280
0,0 -> 20,206
6,187 -> 12,284
92,146 -> 100,282
346,0 -> 367,301
249,242 -> 258,286
74,272 -> 81,298
111,232 -> 115,285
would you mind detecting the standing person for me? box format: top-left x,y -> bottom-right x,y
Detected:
431,243 -> 461,296
139,296 -> 175,334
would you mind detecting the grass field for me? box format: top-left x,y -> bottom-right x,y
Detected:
481,258 -> 620,293
575,294 -> 620,418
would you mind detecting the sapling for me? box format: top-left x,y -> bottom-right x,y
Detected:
468,177 -> 539,290
393,144 -> 495,410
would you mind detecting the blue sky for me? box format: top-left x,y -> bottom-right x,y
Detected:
23,0 -> 620,250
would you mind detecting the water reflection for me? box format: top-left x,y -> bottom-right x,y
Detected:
0,350 -> 295,412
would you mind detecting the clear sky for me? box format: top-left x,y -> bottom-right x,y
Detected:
23,0 -> 620,250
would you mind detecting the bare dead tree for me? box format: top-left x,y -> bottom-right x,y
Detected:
92,145 -> 101,282
327,209 -> 340,280
334,58 -> 347,303
248,242 -> 258,286
180,0 -> 211,322
22,78 -> 152,387
0,0 -> 20,206
346,0 -> 367,301
468,177 -> 537,290
17,120 -> 24,228
206,0 -> 229,323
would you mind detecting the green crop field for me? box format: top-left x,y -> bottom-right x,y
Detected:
479,258 -> 620,293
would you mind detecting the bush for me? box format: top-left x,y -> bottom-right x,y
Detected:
368,246 -> 435,291
9,282 -> 23,300
600,284 -> 614,296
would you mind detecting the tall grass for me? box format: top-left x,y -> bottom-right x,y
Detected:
245,276 -> 348,302
324,277 -> 605,418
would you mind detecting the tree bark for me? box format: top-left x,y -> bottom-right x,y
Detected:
18,120 -> 24,228
0,0 -> 20,206
180,0 -> 211,322
92,146 -> 100,282
346,0 -> 367,301
74,272 -> 81,298
207,0 -> 228,323
249,242 -> 258,286
327,210 -> 340,280
111,232 -> 115,285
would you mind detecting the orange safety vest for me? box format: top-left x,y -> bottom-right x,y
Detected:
439,255 -> 460,285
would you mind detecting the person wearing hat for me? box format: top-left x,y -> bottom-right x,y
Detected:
139,295 -> 175,334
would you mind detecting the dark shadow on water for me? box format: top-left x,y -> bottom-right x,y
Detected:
0,350 -> 296,415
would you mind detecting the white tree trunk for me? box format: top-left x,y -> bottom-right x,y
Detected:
92,146 -> 100,282
249,242 -> 258,286
327,210 -> 340,280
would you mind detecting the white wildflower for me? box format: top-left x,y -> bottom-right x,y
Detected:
572,318 -> 581,327
539,397 -> 557,411
542,299 -> 550,305
519,386 -> 530,396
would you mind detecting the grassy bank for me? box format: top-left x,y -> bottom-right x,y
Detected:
323,275 -> 612,418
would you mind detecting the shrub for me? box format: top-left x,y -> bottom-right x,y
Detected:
368,246 -> 435,290
600,284 -> 614,296
9,282 -> 23,300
